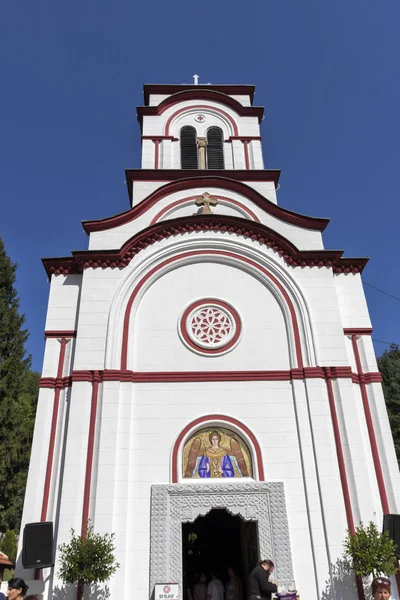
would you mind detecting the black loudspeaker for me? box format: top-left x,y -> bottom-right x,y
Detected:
383,514 -> 400,558
22,522 -> 54,569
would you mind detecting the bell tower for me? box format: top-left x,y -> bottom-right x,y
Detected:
19,81 -> 400,600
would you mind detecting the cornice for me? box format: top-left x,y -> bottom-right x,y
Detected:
43,214 -> 368,277
143,84 -> 256,106
83,174 -> 328,233
137,89 -> 264,126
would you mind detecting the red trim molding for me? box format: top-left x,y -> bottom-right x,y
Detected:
120,249 -> 304,371
325,371 -> 355,534
39,366 -> 382,386
243,140 -> 250,170
226,136 -> 262,142
143,84 -> 256,106
81,371 -> 100,536
137,91 -> 264,132
44,215 -> 367,277
141,135 -> 178,141
351,335 -> 390,514
171,414 -> 264,483
163,104 -> 240,136
40,337 -> 67,522
84,174 -> 327,232
149,195 -> 260,225
45,330 -> 77,338
343,328 -> 373,336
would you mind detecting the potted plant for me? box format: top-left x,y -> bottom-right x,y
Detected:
58,521 -> 120,600
343,521 -> 398,580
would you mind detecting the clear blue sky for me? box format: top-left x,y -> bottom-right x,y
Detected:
1,0 -> 399,372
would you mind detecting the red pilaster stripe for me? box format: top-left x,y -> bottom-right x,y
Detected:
40,337 -> 67,522
154,139 -> 160,170
81,371 -> 100,536
351,335 -> 390,514
325,372 -> 355,534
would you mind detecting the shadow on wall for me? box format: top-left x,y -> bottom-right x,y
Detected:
52,584 -> 110,600
321,559 -> 358,600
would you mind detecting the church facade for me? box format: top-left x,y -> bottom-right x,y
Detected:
20,83 -> 400,600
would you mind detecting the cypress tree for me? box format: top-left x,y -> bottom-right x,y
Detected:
378,344 -> 400,466
0,236 -> 39,531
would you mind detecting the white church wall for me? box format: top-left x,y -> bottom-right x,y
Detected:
44,273 -> 82,332
73,268 -> 125,369
334,273 -> 372,329
130,261 -> 291,372
366,381 -> 400,514
293,268 -> 348,365
93,379 -> 330,599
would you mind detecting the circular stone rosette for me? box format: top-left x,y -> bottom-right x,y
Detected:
179,299 -> 242,356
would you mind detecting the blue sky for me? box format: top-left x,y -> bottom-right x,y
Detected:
1,0 -> 399,372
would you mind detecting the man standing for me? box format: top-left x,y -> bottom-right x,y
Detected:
248,560 -> 277,600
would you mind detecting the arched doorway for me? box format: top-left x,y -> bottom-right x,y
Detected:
182,509 -> 259,599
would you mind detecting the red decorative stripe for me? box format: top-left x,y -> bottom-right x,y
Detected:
40,338 -> 67,522
45,330 -> 77,338
154,139 -> 160,170
150,195 -> 260,225
44,216 -> 368,277
40,368 -> 382,386
84,174 -> 330,232
226,136 -> 262,142
325,373 -> 355,535
81,371 -> 100,536
39,376 -> 72,389
343,328 -> 373,335
171,414 -> 264,483
351,335 -> 390,514
141,135 -> 178,141
120,249 -> 304,371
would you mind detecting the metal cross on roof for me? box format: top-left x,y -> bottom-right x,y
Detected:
193,74 -> 199,85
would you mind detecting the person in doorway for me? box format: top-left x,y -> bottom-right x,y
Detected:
207,571 -> 224,600
248,560 -> 277,600
226,566 -> 242,600
6,578 -> 29,600
371,577 -> 391,600
193,574 -> 208,600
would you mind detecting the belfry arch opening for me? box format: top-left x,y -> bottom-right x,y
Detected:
182,509 -> 259,600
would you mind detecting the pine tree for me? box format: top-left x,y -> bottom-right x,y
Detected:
0,236 -> 39,531
377,344 -> 400,466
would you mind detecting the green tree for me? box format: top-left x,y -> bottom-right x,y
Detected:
0,236 -> 39,531
0,529 -> 18,561
343,521 -> 398,578
58,522 -> 120,600
378,344 -> 400,466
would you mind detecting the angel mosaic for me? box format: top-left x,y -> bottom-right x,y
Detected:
183,427 -> 253,479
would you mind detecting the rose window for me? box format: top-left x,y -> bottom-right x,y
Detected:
179,299 -> 241,355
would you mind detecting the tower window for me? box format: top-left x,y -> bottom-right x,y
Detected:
206,127 -> 224,169
180,126 -> 198,169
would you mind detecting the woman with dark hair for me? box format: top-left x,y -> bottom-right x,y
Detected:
371,577 -> 391,600
6,578 -> 28,600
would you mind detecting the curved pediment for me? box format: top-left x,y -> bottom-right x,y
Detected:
44,214 -> 368,276
82,176 -> 329,234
